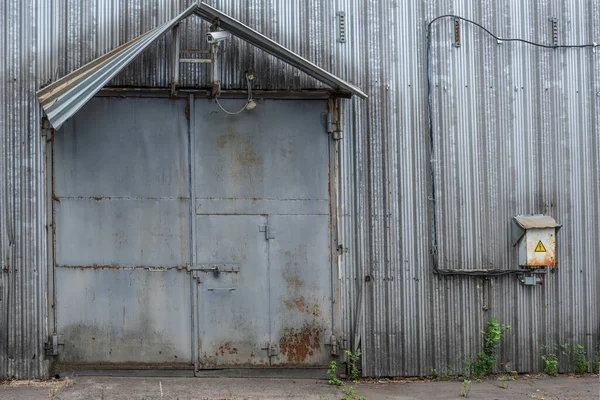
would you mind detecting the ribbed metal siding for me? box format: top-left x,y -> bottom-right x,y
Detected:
0,0 -> 49,379
356,0 -> 600,376
1,0 -> 598,378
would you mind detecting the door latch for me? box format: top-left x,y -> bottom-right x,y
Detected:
262,342 -> 279,357
328,335 -> 339,356
259,225 -> 275,240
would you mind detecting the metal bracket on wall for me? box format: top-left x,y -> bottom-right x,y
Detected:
482,278 -> 490,311
550,17 -> 559,47
337,244 -> 348,255
453,18 -> 461,48
189,263 -> 240,272
44,334 -> 64,356
517,268 -> 548,286
41,117 -> 54,139
326,335 -> 339,356
336,12 -> 346,43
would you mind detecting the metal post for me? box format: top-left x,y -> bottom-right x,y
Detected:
211,44 -> 221,97
328,98 -> 342,356
42,119 -> 56,338
187,94 -> 199,374
171,24 -> 180,97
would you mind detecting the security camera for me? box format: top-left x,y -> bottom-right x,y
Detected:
206,31 -> 231,44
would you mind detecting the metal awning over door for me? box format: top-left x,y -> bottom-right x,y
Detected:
37,2 -> 367,130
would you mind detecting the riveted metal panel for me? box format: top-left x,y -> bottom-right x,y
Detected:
54,97 -> 190,269
268,214 -> 332,366
51,96 -> 192,367
56,267 -> 192,364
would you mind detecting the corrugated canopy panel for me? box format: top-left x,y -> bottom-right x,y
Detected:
37,2 -> 366,130
36,4 -> 198,130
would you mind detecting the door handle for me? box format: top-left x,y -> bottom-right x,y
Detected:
207,287 -> 236,291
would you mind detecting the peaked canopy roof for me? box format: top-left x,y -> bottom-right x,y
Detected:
37,2 -> 367,130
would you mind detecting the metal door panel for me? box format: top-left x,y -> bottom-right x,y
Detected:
267,215 -> 332,366
53,96 -> 191,366
194,215 -> 270,367
55,97 -> 189,198
193,100 -> 329,200
56,268 -> 191,364
55,198 -> 189,267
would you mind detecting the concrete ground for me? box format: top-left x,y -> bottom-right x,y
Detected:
0,374 -> 598,400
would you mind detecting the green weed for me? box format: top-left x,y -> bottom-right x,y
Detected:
498,374 -> 514,381
459,379 -> 472,398
466,317 -> 510,377
345,349 -> 361,381
341,383 -> 365,400
429,366 -> 452,381
560,343 -> 588,374
542,353 -> 559,376
328,361 -> 344,386
592,344 -> 599,374
572,344 -> 588,374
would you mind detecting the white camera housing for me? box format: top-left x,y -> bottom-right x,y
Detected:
206,31 -> 231,44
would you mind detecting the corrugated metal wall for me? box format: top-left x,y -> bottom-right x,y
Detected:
1,0 -> 49,379
1,0 -> 598,378
351,0 -> 600,376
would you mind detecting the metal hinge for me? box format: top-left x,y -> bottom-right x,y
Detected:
259,225 -> 275,240
41,117 -> 53,138
327,110 -> 343,140
328,335 -> 339,356
44,334 -> 64,356
262,342 -> 279,357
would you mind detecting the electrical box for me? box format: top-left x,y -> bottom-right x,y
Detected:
511,215 -> 561,267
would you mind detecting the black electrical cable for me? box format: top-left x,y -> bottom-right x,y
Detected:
426,15 -> 597,277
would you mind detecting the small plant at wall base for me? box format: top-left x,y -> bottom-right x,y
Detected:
345,349 -> 361,381
592,344 -> 600,374
541,353 -> 559,376
560,343 -> 588,374
541,344 -> 559,376
468,317 -> 510,376
429,366 -> 452,381
459,379 -> 472,398
571,344 -> 588,374
328,361 -> 344,386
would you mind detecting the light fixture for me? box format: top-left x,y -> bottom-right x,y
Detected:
245,100 -> 257,110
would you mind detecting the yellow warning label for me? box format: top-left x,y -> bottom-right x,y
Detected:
534,241 -> 547,252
